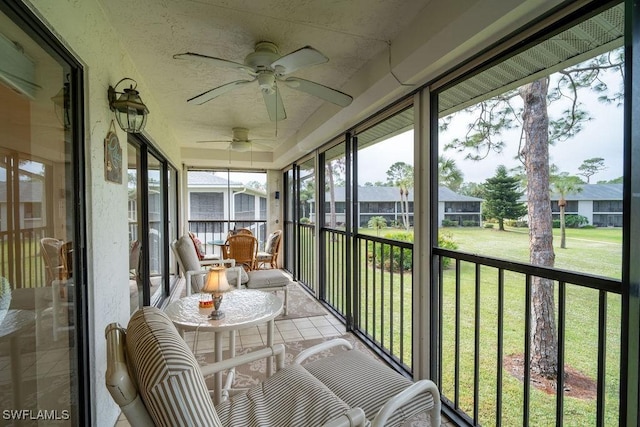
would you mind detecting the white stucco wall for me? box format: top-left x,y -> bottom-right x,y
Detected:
26,1 -> 182,425
578,200 -> 594,226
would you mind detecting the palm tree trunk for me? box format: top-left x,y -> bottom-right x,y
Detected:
560,204 -> 566,249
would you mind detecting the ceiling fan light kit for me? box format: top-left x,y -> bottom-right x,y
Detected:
175,41 -> 353,122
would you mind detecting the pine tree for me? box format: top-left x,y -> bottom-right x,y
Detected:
482,165 -> 527,231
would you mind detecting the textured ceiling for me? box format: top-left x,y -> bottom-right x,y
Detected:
98,0 -> 431,167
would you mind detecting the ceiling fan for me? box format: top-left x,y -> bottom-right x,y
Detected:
197,127 -> 274,152
174,41 -> 353,121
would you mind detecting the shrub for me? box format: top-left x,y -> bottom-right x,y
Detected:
442,219 -> 458,227
300,217 -> 310,224
437,232 -> 458,269
368,231 -> 413,272
462,220 -> 479,227
553,219 -> 561,228
565,214 -> 589,228
484,223 -> 494,229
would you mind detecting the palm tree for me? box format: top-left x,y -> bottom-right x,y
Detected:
367,216 -> 387,236
551,174 -> 583,249
438,156 -> 464,191
386,162 -> 414,230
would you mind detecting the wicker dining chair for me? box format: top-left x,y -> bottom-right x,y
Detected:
236,228 -> 253,235
224,234 -> 258,270
256,230 -> 282,269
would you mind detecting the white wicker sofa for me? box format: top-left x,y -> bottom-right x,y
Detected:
106,307 -> 441,427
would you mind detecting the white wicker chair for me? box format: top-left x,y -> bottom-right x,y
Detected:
105,307 -> 441,427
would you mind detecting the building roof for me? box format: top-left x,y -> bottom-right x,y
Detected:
438,186 -> 484,203
188,171 -> 243,187
319,186 -> 483,203
187,171 -> 267,197
550,184 -> 622,201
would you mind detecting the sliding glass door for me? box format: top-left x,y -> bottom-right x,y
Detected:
128,136 -> 178,311
0,2 -> 87,424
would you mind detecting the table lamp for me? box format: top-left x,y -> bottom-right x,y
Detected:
202,266 -> 230,320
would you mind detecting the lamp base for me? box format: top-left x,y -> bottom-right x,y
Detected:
208,294 -> 224,320
208,310 -> 225,320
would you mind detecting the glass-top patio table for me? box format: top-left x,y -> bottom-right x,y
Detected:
164,289 -> 283,404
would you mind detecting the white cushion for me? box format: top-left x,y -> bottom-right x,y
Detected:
225,267 -> 249,285
176,235 -> 205,291
126,307 -> 222,427
303,350 -> 433,425
246,269 -> 290,289
215,363 -> 351,426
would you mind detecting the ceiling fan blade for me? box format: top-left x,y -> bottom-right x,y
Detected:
283,77 -> 353,107
271,46 -> 328,76
263,86 -> 287,122
251,142 -> 275,151
173,52 -> 254,74
196,140 -> 231,144
187,79 -> 255,105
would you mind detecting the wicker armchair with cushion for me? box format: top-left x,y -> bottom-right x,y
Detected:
256,230 -> 282,269
105,307 -> 441,427
223,234 -> 258,271
188,232 -> 219,261
171,235 -> 227,295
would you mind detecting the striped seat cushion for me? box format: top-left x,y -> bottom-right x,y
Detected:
215,363 -> 352,427
303,350 -> 434,426
126,307 -> 222,427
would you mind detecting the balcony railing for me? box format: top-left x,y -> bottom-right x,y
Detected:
0,226 -> 49,289
319,228 -> 414,375
298,223 -> 316,294
433,247 -> 621,426
187,220 -> 268,255
296,227 -> 621,425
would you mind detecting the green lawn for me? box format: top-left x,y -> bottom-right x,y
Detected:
318,226 -> 622,425
443,225 -> 622,279
437,226 -> 622,425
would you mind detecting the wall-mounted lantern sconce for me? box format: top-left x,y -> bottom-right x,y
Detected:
51,74 -> 70,129
108,77 -> 149,133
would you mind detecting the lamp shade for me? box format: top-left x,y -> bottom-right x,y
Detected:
203,266 -> 230,293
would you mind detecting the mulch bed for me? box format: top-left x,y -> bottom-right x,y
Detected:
504,354 -> 597,400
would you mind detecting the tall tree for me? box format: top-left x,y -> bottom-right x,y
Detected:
438,156 -> 464,191
482,165 -> 527,231
326,158 -> 345,228
386,162 -> 414,230
577,157 -> 606,183
551,173 -> 583,249
299,179 -> 315,219
444,48 -> 623,378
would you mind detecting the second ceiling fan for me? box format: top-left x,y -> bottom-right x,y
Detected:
197,127 -> 273,152
174,41 -> 353,121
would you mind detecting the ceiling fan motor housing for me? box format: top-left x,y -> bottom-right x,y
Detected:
244,41 -> 280,70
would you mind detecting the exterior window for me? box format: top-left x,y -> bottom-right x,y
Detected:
234,193 -> 255,220
190,192 -> 223,219
260,197 -> 266,219
594,200 -> 622,212
23,202 -> 42,219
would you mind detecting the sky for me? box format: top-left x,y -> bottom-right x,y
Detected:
357,69 -> 624,186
